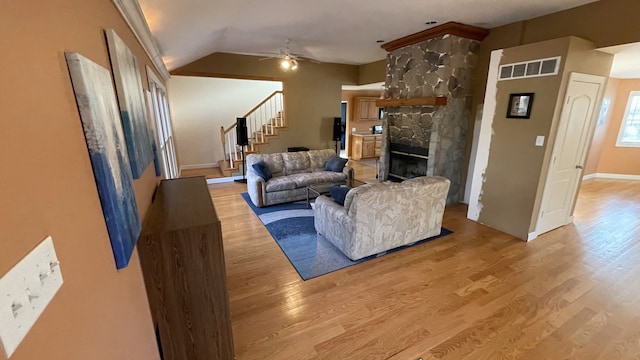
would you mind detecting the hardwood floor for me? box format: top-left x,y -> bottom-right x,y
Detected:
346,158 -> 379,183
209,179 -> 640,359
180,166 -> 224,179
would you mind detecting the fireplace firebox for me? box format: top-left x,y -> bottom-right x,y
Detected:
388,143 -> 429,182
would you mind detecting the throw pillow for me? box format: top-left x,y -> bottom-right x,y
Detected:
252,160 -> 272,181
325,155 -> 348,172
329,186 -> 350,206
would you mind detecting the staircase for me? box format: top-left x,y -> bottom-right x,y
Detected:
218,90 -> 287,176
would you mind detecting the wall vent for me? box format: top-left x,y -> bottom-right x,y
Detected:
499,56 -> 561,81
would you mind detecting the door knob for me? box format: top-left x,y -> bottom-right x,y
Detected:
576,165 -> 584,169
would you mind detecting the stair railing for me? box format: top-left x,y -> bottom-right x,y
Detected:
220,90 -> 285,169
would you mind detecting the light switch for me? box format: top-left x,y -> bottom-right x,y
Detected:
535,136 -> 545,147
352,127 -> 356,132
0,236 -> 63,357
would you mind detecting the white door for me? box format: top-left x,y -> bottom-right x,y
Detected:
536,72 -> 605,235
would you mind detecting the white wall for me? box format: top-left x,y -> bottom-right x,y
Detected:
168,76 -> 282,169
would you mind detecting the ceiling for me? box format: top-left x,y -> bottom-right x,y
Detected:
137,0 -> 601,71
600,43 -> 640,79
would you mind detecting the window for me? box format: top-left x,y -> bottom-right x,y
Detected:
146,66 -> 179,178
617,91 -> 640,147
498,56 -> 561,81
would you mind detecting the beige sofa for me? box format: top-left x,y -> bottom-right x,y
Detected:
313,176 -> 450,260
246,149 -> 353,207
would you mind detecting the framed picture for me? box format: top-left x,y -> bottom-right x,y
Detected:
507,93 -> 534,119
105,29 -> 154,179
66,52 -> 141,269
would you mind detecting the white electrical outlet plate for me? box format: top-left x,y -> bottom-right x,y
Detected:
0,236 -> 63,357
535,135 -> 545,147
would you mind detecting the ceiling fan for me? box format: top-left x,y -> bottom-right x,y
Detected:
258,39 -> 319,71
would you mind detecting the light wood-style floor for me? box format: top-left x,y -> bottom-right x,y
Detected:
180,166 -> 224,179
209,178 -> 640,360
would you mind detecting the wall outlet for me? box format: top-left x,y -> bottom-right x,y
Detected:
352,127 -> 356,132
0,236 -> 63,357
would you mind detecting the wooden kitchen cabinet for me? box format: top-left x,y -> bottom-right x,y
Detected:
354,97 -> 380,121
352,134 -> 381,160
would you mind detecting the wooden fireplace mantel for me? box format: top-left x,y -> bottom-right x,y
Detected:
381,22 -> 489,52
375,96 -> 447,107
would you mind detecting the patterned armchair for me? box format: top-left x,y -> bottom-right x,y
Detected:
313,176 -> 450,260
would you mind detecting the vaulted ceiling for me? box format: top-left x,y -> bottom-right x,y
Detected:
137,0 -> 600,71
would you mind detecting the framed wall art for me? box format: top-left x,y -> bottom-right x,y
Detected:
65,52 -> 141,269
507,93 -> 534,119
105,29 -> 154,178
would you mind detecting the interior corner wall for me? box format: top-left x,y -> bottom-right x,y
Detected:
584,78 -> 619,175
596,79 -> 640,175
474,0 -> 640,114
172,53 -> 359,153
476,38 -> 570,240
168,76 -> 282,169
474,36 -> 613,240
358,60 -> 387,85
528,37 -> 613,233
0,1 -> 160,359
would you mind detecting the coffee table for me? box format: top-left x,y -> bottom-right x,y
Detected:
306,178 -> 366,208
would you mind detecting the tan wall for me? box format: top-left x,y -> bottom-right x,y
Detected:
584,78 -> 619,175
597,79 -> 640,175
477,38 -> 569,239
476,37 -> 612,239
341,90 -> 383,156
471,0 -> 640,182
474,0 -> 640,114
358,60 -> 386,85
173,53 -> 359,153
168,76 -> 282,168
0,1 -> 160,359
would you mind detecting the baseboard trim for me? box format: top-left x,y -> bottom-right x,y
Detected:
527,231 -> 538,242
206,176 -> 243,184
583,173 -> 640,181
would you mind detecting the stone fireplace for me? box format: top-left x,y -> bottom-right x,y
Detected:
378,22 -> 488,203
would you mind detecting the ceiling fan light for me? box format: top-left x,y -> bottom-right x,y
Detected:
280,59 -> 290,69
290,59 -> 298,70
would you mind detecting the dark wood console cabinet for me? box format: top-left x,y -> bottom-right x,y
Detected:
138,177 -> 234,360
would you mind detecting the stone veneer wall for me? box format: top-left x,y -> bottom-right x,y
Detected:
379,34 -> 481,203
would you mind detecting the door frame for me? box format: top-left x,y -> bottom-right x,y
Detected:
146,66 -> 179,179
533,72 -> 606,239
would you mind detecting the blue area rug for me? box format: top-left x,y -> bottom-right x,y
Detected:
241,193 -> 452,280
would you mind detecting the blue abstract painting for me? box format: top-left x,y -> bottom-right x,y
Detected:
105,29 -> 154,179
65,52 -> 141,269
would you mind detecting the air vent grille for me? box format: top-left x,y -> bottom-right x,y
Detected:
499,56 -> 561,81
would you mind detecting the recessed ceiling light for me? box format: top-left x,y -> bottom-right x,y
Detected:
425,21 -> 437,25
376,40 -> 384,43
